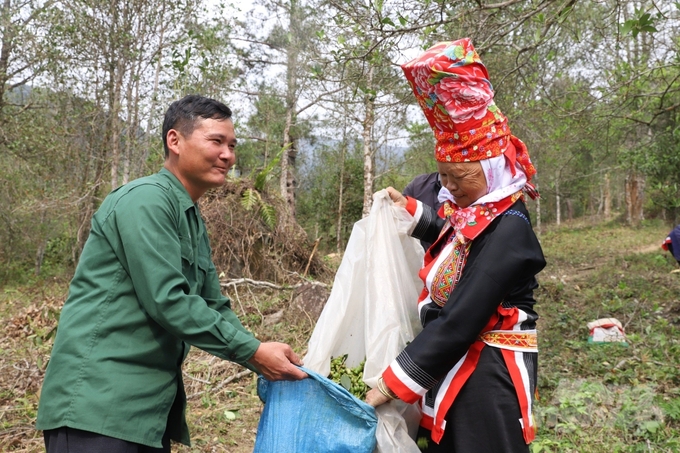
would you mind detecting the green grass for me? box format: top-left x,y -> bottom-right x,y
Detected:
1,218 -> 679,451
534,219 -> 680,452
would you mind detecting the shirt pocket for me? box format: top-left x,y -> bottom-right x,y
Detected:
196,240 -> 211,290
180,235 -> 194,268
196,255 -> 210,289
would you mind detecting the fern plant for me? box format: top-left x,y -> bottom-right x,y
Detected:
240,145 -> 289,230
240,188 -> 277,230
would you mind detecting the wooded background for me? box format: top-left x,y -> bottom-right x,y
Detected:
3,0 -> 679,281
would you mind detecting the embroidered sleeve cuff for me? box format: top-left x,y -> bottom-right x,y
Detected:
405,196 -> 419,216
662,236 -> 671,250
409,201 -> 435,240
383,351 -> 437,404
404,196 -> 432,238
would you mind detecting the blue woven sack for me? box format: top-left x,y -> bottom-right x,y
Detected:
253,367 -> 377,453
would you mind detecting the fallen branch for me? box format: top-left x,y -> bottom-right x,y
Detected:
187,369 -> 253,399
182,370 -> 211,385
303,238 -> 321,277
220,278 -> 327,290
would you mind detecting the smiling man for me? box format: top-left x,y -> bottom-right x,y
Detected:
36,95 -> 307,453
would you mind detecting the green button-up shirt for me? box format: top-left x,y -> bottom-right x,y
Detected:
36,169 -> 260,447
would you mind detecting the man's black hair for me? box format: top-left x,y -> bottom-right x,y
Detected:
162,94 -> 232,158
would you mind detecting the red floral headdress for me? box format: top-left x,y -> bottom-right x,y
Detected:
401,38 -> 537,192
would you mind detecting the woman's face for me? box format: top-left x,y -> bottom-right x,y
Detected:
437,161 -> 488,208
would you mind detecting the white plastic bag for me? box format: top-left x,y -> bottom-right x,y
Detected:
304,190 -> 424,453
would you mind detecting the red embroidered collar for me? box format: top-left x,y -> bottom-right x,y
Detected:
444,191 -> 524,241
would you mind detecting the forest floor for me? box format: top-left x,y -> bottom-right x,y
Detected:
1,218 -> 679,452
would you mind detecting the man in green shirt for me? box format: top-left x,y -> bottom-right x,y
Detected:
36,95 -> 307,452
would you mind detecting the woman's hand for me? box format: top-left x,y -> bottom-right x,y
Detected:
365,387 -> 391,407
386,187 -> 407,208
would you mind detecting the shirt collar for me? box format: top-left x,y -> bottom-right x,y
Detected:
159,168 -> 197,212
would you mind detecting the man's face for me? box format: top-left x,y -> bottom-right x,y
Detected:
171,118 -> 236,200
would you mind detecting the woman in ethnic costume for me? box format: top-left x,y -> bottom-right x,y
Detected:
365,38 -> 546,452
661,224 -> 680,264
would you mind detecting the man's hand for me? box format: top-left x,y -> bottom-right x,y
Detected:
385,187 -> 408,208
247,342 -> 308,381
365,387 -> 391,407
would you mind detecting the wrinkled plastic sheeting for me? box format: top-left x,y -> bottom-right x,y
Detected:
375,400 -> 422,450
304,190 -> 424,453
254,367 -> 377,453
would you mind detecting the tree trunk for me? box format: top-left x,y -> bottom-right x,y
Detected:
279,0 -> 299,216
362,65 -> 375,218
35,241 -> 46,276
566,198 -> 573,221
555,176 -> 561,225
603,172 -> 611,220
140,6 -> 167,173
75,140 -> 107,263
280,107 -> 296,214
35,210 -> 47,275
109,70 -> 123,189
625,170 -> 645,226
336,129 -> 346,254
535,184 -> 541,235
0,0 -> 13,117
108,0 -> 123,190
123,71 -> 134,185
